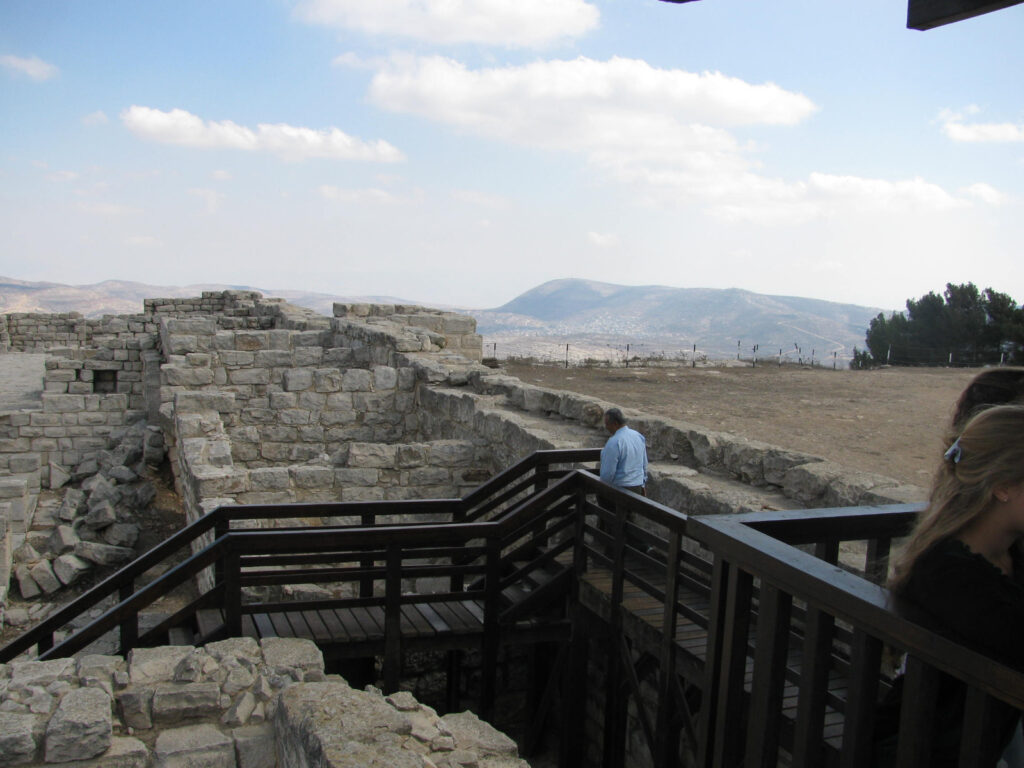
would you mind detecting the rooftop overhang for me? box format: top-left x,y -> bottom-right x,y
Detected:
657,0 -> 1024,30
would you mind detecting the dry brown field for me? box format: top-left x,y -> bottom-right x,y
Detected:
504,361 -> 985,489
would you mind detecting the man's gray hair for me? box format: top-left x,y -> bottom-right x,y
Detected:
604,407 -> 626,426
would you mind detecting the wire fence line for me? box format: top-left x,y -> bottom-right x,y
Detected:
481,338 -> 851,370
868,343 -> 1015,368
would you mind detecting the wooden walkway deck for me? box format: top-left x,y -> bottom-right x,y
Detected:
5,449 -> 1022,768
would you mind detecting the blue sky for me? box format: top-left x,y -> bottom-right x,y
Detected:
1,0 -> 1022,311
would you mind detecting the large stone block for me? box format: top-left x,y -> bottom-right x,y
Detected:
29,559 -> 61,594
248,467 -> 291,491
312,369 -> 343,392
53,553 -> 92,586
163,366 -> 215,386
342,368 -> 372,392
44,736 -> 149,768
346,443 -> 397,468
75,540 -> 135,566
0,712 -> 40,765
129,646 -> 197,684
282,368 -> 313,392
232,724 -> 276,768
260,638 -> 324,678
152,682 -> 222,724
42,394 -> 86,413
229,368 -> 271,386
44,687 -> 113,762
289,466 -> 334,489
154,723 -> 235,768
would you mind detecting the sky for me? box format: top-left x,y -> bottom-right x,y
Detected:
1,0 -> 1022,312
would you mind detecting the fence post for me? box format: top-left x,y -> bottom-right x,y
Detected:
692,343 -> 696,368
119,579 -> 138,655
565,344 -> 569,369
224,540 -> 241,637
383,543 -> 402,693
481,533 -> 502,721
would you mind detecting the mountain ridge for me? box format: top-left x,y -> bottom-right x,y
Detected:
0,276 -> 886,361
477,278 -> 886,360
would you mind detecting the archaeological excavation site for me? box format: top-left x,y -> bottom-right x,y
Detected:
0,291 -> 1015,768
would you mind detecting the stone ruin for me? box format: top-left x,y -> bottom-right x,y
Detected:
0,289 -> 926,767
0,636 -> 530,768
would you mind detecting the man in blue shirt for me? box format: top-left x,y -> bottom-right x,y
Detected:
599,408 -> 648,494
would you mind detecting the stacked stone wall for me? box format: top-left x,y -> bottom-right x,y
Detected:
0,636 -> 527,768
2,313 -> 157,352
334,302 -> 483,362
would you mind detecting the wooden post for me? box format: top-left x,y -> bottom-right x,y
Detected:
119,580 -> 138,655
214,516 -> 228,587
744,584 -> 793,767
839,630 -> 882,768
480,535 -> 502,721
224,543 -> 242,637
383,544 -> 402,693
602,501 -> 629,768
791,606 -> 836,767
654,530 -> 683,767
360,511 -> 374,598
708,565 -> 754,767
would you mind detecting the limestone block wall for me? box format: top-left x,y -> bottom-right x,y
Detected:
1,313 -> 158,352
158,320 -> 422,467
420,370 -> 925,512
334,302 -> 484,362
0,313 -> 10,351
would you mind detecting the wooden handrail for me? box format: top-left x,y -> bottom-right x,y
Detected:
690,514 -> 1024,709
0,448 -> 596,662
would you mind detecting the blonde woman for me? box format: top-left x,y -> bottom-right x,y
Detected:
875,405 -> 1024,766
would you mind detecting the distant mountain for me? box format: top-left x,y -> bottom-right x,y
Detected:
473,278 -> 888,360
0,275 -> 889,363
0,277 -> 415,318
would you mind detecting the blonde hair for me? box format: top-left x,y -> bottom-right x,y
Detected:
890,404 -> 1024,593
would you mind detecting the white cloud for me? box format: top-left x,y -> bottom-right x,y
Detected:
212,169 -> 232,181
125,235 -> 162,247
807,173 -> 964,212
78,201 -> 139,216
189,187 -> 222,214
121,106 -> 405,162
366,55 -> 973,224
48,170 -> 80,182
962,182 -> 1005,205
1,54 -> 58,81
81,111 -> 109,126
587,231 -> 618,248
450,188 -> 508,209
940,108 -> 1024,142
297,0 -> 599,48
319,185 -> 400,204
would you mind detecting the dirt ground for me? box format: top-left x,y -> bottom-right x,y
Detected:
504,361 -> 984,488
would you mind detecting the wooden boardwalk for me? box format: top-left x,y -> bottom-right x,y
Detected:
4,449 -> 1022,768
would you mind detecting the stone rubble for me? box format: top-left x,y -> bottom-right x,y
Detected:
8,423 -> 160,608
0,637 -> 532,768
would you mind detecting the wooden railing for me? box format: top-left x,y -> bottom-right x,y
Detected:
689,508 -> 1024,768
0,449 -> 599,664
5,454 -> 1023,768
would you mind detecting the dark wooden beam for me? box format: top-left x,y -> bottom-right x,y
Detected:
908,0 -> 1024,29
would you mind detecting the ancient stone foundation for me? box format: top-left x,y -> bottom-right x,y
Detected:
0,636 -> 528,768
0,289 -> 926,768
